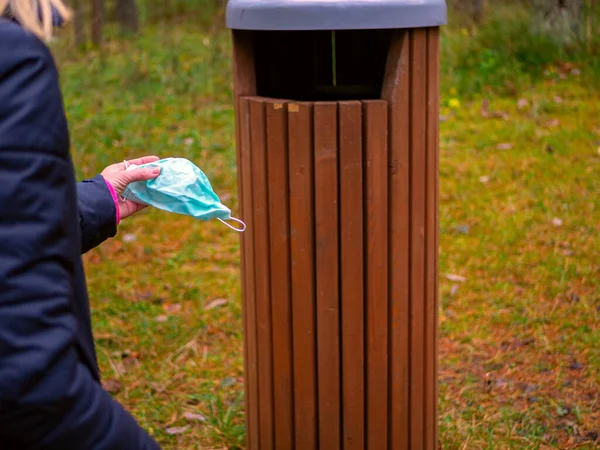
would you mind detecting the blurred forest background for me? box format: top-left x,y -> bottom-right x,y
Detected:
50,0 -> 599,449
62,0 -> 600,96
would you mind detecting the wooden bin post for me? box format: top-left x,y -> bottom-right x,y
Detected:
226,1 -> 447,449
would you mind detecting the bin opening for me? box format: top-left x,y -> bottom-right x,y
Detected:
253,29 -> 391,101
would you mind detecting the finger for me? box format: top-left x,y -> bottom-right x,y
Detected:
120,201 -> 147,220
126,155 -> 160,166
124,167 -> 161,183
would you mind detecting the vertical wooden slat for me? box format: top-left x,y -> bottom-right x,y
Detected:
249,98 -> 274,450
433,30 -> 441,450
339,101 -> 365,450
239,97 -> 259,450
232,34 -> 257,450
425,27 -> 440,450
409,29 -> 428,450
314,102 -> 341,450
289,103 -> 318,450
363,100 -> 389,450
266,100 -> 295,450
381,30 -> 411,450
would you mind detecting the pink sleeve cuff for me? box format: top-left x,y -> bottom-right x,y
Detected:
102,176 -> 121,225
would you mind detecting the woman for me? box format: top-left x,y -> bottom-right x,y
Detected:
1,1 -> 162,448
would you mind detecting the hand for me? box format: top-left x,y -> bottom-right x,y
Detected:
101,155 -> 161,221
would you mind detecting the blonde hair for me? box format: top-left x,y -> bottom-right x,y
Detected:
0,0 -> 72,41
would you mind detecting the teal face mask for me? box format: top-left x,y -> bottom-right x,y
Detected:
122,157 -> 246,232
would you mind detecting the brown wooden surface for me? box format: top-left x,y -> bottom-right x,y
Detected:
425,27 -> 440,450
381,30 -> 411,450
433,28 -> 441,450
236,27 -> 440,449
363,100 -> 389,450
249,98 -> 274,450
314,102 -> 341,450
232,34 -> 257,450
288,102 -> 318,450
238,97 -> 259,450
265,100 -> 294,450
339,101 -> 365,450
409,29 -> 428,450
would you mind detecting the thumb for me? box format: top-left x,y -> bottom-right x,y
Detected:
124,167 -> 161,183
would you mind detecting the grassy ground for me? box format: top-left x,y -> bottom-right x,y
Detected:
53,18 -> 599,450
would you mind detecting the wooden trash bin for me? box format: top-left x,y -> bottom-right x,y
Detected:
227,1 -> 447,449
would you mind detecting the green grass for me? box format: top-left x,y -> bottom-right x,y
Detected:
51,13 -> 599,450
442,2 -> 600,98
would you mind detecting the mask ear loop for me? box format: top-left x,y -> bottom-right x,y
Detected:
218,217 -> 247,232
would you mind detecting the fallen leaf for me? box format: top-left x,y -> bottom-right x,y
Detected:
450,284 -> 459,296
480,99 -> 490,118
517,382 -> 538,394
103,378 -> 122,394
494,378 -> 509,388
569,361 -> 584,371
183,412 -> 207,422
155,315 -> 169,322
496,143 -> 513,151
552,217 -> 563,227
445,274 -> 467,283
491,111 -> 509,120
123,234 -> 137,243
123,355 -> 139,370
517,98 -> 529,110
586,431 -> 599,442
166,426 -> 189,435
479,175 -> 490,184
485,363 -> 504,372
514,337 -> 535,348
220,376 -> 237,387
456,224 -> 470,235
205,298 -> 228,310
164,303 -> 182,314
557,405 -> 572,417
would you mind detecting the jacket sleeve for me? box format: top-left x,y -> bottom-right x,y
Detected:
77,175 -> 118,254
0,27 -> 161,450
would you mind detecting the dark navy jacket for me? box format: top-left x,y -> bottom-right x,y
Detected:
0,19 -> 160,449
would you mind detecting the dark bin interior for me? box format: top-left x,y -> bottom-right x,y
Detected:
253,29 -> 392,101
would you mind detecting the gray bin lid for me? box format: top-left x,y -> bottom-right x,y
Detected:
226,0 -> 447,31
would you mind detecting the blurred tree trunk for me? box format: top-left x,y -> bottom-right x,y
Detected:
115,0 -> 139,33
450,0 -> 488,24
72,0 -> 86,46
532,0 -> 583,43
91,0 -> 105,46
